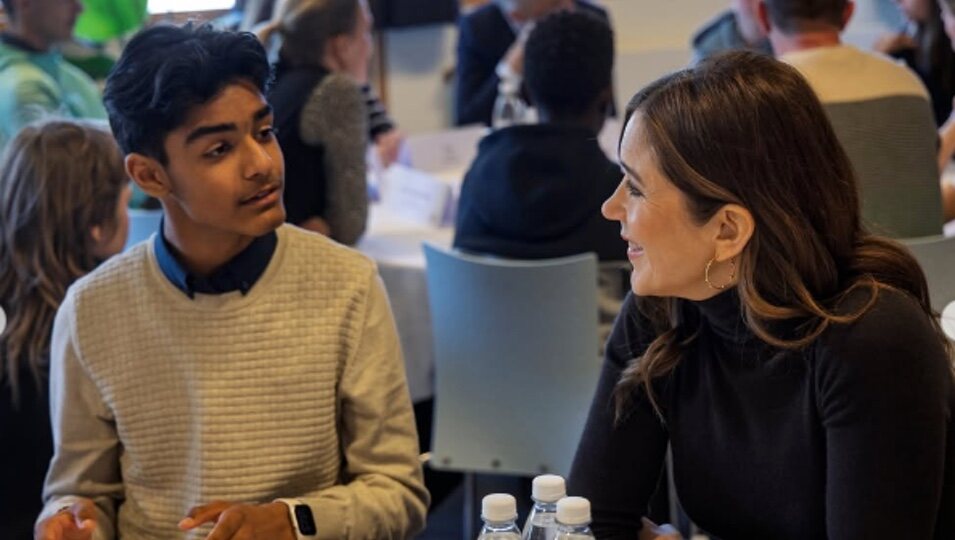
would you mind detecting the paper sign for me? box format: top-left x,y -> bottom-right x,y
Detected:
380,164 -> 454,227
405,125 -> 488,174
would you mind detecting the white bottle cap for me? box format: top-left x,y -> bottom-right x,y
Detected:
482,493 -> 518,522
556,496 -> 591,526
532,474 -> 566,503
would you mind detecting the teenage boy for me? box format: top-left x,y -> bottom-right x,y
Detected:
34,24 -> 428,540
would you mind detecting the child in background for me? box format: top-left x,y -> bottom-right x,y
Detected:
0,119 -> 130,540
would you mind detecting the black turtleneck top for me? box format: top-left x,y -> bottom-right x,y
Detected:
569,288 -> 954,539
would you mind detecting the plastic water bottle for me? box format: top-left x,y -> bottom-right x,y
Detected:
522,474 -> 566,540
492,77 -> 527,129
478,493 -> 522,540
554,497 -> 595,540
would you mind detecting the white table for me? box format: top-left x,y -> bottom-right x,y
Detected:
358,205 -> 454,402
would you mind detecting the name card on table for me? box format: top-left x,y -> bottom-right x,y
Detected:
405,125 -> 488,174
379,164 -> 454,227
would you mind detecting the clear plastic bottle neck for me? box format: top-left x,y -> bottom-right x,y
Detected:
523,501 -> 559,539
554,522 -> 594,539
480,519 -> 522,538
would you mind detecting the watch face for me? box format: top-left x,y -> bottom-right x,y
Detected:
294,504 -> 317,535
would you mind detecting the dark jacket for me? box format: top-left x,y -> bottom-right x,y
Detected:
269,63 -> 331,226
1,367 -> 53,540
454,0 -> 608,126
454,123 -> 624,261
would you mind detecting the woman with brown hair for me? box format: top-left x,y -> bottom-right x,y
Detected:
259,0 -> 374,245
0,120 -> 130,539
568,51 -> 954,540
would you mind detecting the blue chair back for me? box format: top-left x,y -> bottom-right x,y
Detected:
423,244 -> 601,477
904,235 -> 955,343
904,235 -> 955,312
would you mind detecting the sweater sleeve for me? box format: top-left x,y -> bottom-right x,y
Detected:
296,270 -> 429,539
815,289 -> 953,539
360,84 -> 396,141
299,74 -> 369,246
568,293 -> 669,539
38,291 -> 121,540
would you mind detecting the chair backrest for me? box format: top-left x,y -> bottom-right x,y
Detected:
124,209 -> 162,251
904,235 -> 955,341
423,244 -> 601,477
825,98 -> 942,238
904,235 -> 955,313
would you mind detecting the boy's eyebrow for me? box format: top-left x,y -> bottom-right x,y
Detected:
184,105 -> 274,145
185,123 -> 236,145
254,104 -> 273,121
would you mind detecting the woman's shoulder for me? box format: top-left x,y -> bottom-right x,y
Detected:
814,286 -> 951,389
824,286 -> 935,344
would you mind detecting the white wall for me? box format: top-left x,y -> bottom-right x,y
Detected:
381,0 -> 906,134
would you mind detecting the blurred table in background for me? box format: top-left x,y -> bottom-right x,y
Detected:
358,205 -> 454,402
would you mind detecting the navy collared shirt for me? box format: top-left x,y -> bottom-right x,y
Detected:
154,219 -> 278,299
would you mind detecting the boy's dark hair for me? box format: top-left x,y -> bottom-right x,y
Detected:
763,0 -> 848,34
524,10 -> 613,118
103,23 -> 271,163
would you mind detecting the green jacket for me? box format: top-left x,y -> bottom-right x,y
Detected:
0,36 -> 107,149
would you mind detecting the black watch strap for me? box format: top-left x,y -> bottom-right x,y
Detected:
294,504 -> 317,536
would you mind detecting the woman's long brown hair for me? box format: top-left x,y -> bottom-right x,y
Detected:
613,51 -> 953,418
0,120 -> 128,405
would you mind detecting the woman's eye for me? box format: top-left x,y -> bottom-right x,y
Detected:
626,181 -> 643,198
258,126 -> 277,140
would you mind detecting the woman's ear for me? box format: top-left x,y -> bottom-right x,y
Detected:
713,203 -> 755,262
125,153 -> 169,199
90,223 -> 105,245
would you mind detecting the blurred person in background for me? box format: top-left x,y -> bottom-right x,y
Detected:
763,0 -> 945,238
0,120 -> 129,540
261,0 -> 373,244
877,0 -> 955,124
691,0 -> 772,63
0,0 -> 106,149
454,0 -> 610,126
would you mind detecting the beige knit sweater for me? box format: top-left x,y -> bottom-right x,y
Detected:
39,225 -> 428,539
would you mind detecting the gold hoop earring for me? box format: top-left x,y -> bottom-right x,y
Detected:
704,257 -> 736,290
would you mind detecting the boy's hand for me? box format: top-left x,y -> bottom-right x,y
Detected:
179,501 -> 296,540
34,499 -> 97,540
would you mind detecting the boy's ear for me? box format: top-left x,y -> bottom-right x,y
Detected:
125,153 -> 170,198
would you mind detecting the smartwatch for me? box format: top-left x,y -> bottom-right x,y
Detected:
277,499 -> 317,538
